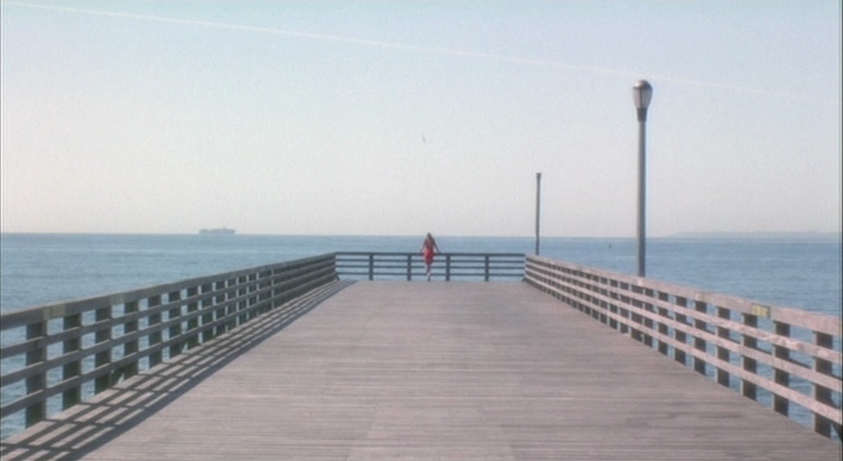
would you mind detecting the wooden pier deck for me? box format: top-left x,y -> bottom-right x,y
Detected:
3,281 -> 840,460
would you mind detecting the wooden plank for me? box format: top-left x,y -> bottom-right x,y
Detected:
2,282 -> 839,460
529,272 -> 842,391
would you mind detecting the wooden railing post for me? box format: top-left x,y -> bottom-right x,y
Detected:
629,285 -> 644,342
214,280 -> 227,337
201,283 -> 214,343
25,321 -> 46,427
716,306 -> 731,387
247,273 -> 258,321
484,255 -> 491,281
148,295 -> 163,367
168,290 -> 183,358
94,305 -> 113,393
673,296 -> 688,366
773,321 -> 790,417
590,275 -> 601,320
258,270 -> 272,315
594,275 -> 605,324
227,277 -> 238,331
121,300 -> 140,381
62,312 -> 82,409
186,286 -> 200,349
618,282 -> 630,336
741,313 -> 758,401
693,300 -> 708,376
814,331 -> 837,438
656,291 -> 670,356
641,287 -> 654,347
237,276 -> 248,326
406,254 -> 412,281
608,278 -> 620,331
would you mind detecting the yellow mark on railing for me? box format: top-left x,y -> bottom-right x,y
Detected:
110,294 -> 127,305
44,304 -> 67,321
751,304 -> 771,318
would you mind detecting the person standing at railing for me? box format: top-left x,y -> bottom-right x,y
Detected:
420,233 -> 440,281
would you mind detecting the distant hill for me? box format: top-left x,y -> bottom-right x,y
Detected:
669,231 -> 841,240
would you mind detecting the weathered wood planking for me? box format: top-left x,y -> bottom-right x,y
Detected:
525,255 -> 842,437
0,254 -> 337,433
3,282 -> 840,460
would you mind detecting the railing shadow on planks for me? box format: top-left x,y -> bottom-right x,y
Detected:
0,254 -> 337,441
0,252 -> 840,442
524,254 -> 842,441
0,252 -> 523,441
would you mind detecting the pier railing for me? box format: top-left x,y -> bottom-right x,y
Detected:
525,254 -> 843,439
334,251 -> 525,281
2,251 -> 840,442
0,251 -> 523,439
0,254 -> 336,437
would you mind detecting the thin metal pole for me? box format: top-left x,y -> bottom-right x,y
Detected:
637,109 -> 647,277
535,172 -> 542,255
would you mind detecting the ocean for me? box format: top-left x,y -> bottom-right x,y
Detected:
1,233 -> 840,317
0,233 -> 841,441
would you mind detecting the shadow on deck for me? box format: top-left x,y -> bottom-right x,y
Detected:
0,281 -> 353,460
4,281 -> 839,460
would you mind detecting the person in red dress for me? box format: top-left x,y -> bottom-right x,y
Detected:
420,233 -> 440,281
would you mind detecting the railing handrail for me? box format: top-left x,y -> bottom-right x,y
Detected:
3,251 -> 839,442
334,251 -> 525,257
525,254 -> 842,440
528,255 -> 839,335
0,254 -> 338,440
0,254 -> 336,330
334,251 -> 525,281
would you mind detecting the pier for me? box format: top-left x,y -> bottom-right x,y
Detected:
1,253 -> 840,460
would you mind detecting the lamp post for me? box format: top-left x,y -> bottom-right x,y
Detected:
632,80 -> 652,277
535,172 -> 542,255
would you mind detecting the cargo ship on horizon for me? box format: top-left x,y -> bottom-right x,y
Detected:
199,227 -> 235,235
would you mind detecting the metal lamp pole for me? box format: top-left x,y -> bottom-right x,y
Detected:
632,80 -> 653,277
535,172 -> 542,255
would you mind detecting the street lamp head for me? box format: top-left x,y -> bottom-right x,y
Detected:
632,80 -> 653,121
632,80 -> 653,110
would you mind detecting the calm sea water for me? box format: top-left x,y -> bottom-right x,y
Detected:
0,233 -> 841,441
1,233 -> 840,316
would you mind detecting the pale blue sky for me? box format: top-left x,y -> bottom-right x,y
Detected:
1,1 -> 840,237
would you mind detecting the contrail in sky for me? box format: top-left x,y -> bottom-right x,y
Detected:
5,1 -> 835,105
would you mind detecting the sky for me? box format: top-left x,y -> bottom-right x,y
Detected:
1,1 -> 840,238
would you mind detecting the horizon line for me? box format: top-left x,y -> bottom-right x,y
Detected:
2,230 -> 841,240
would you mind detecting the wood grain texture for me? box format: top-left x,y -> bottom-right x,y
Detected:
3,281 -> 839,460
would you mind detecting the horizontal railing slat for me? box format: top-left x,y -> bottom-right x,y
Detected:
4,250 -> 839,444
334,252 -> 525,282
0,254 -> 338,438
0,256 -> 335,329
526,264 -> 843,365
525,272 -> 841,393
529,257 -> 841,336
525,254 -> 842,440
